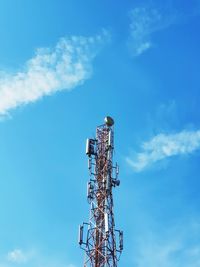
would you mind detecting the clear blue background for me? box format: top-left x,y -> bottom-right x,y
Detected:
0,0 -> 200,266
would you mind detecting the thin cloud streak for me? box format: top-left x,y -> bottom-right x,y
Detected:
0,30 -> 110,116
126,130 -> 200,171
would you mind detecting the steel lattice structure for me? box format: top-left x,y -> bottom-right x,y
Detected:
79,117 -> 123,267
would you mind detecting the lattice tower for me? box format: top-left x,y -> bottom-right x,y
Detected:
79,117 -> 123,267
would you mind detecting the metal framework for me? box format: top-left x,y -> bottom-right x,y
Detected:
79,117 -> 123,267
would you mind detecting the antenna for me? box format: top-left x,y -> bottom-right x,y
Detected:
79,116 -> 123,267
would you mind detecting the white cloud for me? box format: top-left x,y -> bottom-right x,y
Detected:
0,30 -> 110,116
128,1 -> 200,56
7,249 -> 27,263
126,129 -> 200,171
4,248 -> 76,267
128,5 -> 176,56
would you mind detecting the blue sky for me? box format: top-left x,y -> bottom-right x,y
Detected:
0,0 -> 200,266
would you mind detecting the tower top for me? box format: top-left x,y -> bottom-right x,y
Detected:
104,116 -> 114,126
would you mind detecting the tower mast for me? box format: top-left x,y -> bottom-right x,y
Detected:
79,116 -> 123,267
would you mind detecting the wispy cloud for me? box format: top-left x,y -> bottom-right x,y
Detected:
126,129 -> 200,171
0,30 -> 110,116
7,249 -> 28,263
1,248 -> 76,267
128,1 -> 200,56
128,4 -> 176,56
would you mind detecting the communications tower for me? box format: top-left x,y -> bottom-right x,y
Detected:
79,116 -> 123,267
